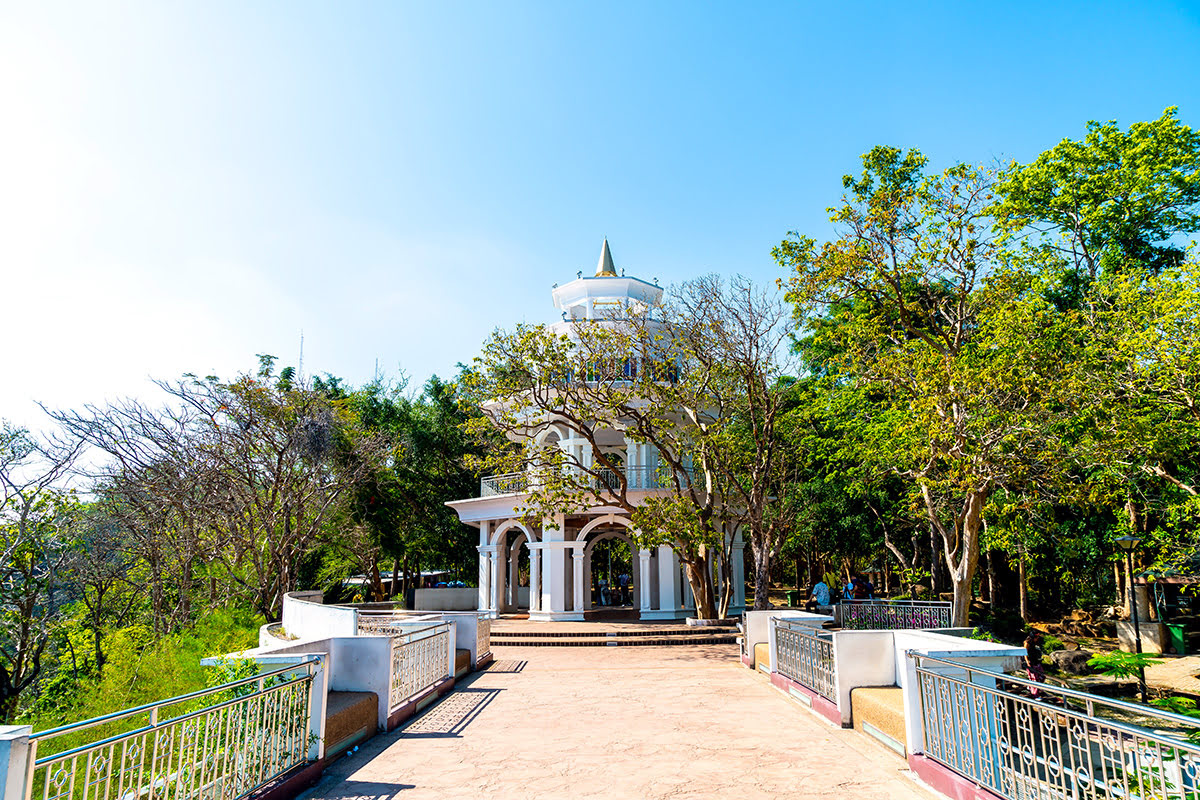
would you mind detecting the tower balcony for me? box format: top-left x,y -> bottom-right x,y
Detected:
479,465 -> 695,497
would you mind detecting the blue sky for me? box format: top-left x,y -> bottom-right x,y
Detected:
2,1 -> 1199,426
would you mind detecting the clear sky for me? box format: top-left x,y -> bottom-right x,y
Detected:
2,1 -> 1199,428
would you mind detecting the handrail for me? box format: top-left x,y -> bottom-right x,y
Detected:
910,650 -> 1200,731
29,659 -> 316,741
910,650 -> 1200,800
842,599 -> 951,607
32,673 -> 314,765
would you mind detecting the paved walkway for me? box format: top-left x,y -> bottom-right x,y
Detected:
302,645 -> 933,800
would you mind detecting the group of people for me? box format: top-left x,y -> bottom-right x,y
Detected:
804,574 -> 875,613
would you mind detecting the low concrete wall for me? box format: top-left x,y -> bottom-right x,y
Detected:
244,637 -> 392,730
831,630 -> 896,726
282,592 -> 357,640
413,588 -> 479,612
741,610 -> 832,671
767,624 -> 1027,742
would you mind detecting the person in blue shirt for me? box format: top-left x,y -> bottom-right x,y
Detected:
805,579 -> 832,613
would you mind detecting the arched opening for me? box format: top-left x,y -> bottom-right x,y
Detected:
491,520 -> 536,615
581,524 -> 644,620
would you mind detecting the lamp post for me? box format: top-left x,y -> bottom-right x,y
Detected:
1115,534 -> 1147,702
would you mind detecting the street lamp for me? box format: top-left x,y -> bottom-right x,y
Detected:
1115,534 -> 1147,702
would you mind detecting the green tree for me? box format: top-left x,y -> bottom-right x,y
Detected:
776,148 -> 1066,625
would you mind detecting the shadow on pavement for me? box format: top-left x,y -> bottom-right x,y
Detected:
484,659 -> 528,673
399,687 -> 503,738
321,780 -> 414,798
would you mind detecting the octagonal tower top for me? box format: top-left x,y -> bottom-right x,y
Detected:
550,239 -> 663,326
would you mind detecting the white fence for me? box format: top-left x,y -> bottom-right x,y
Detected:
913,651 -> 1200,800
15,659 -> 322,800
389,624 -> 453,711
774,621 -> 836,702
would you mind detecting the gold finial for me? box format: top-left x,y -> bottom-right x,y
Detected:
595,238 -> 617,277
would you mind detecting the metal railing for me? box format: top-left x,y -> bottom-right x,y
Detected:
912,651 -> 1200,800
26,660 -> 316,800
841,599 -> 952,630
479,465 -> 696,497
774,620 -> 836,702
355,607 -> 442,637
480,472 -> 528,497
476,614 -> 492,661
390,624 -> 451,711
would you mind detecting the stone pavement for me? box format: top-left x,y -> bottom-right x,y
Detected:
301,644 -> 934,800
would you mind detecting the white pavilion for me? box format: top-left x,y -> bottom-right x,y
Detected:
447,240 -> 746,621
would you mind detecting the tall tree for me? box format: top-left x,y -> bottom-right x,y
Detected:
776,148 -> 1063,625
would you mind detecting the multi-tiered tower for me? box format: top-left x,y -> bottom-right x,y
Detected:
447,240 -> 745,621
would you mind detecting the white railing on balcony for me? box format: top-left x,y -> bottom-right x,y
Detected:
912,651 -> 1200,800
476,614 -> 491,660
25,660 -> 317,800
389,623 -> 452,711
774,620 -> 836,702
480,471 -> 528,497
841,599 -> 952,630
479,465 -> 695,497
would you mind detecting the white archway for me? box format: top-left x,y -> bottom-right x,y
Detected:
579,515 -> 641,611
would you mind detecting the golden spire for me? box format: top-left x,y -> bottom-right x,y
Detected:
595,238 -> 617,277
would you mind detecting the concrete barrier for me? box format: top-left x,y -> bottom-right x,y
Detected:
282,591 -> 357,640
413,588 -> 479,611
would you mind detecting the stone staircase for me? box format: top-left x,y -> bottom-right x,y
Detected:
491,622 -> 740,647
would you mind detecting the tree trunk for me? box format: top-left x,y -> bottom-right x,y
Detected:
942,489 -> 986,628
1018,555 -> 1029,621
752,540 -> 771,611
685,559 -> 717,619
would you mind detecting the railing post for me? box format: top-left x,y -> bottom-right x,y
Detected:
445,622 -> 456,680
0,725 -> 32,800
305,656 -> 328,762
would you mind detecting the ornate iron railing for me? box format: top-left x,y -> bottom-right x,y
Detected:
390,624 -> 451,711
478,465 -> 696,497
912,652 -> 1200,800
774,620 -> 836,702
841,599 -> 951,630
476,614 -> 491,660
355,608 -> 442,637
26,660 -> 316,800
480,471 -> 528,496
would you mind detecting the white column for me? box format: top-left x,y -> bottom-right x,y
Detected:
478,549 -> 491,612
491,545 -> 505,614
638,548 -> 653,613
573,550 -> 585,612
544,548 -> 567,612
508,540 -> 521,609
683,567 -> 695,610
0,725 -> 33,799
658,544 -> 681,613
732,544 -> 746,610
529,547 -> 542,612
543,516 -> 567,613
584,556 -> 593,610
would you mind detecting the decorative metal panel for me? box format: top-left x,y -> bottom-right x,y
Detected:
28,665 -> 313,800
774,621 -> 836,702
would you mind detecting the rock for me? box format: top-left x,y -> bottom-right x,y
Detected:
1050,649 -> 1094,675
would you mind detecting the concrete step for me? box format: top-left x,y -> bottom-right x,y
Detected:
491,625 -> 736,640
492,633 -> 739,647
